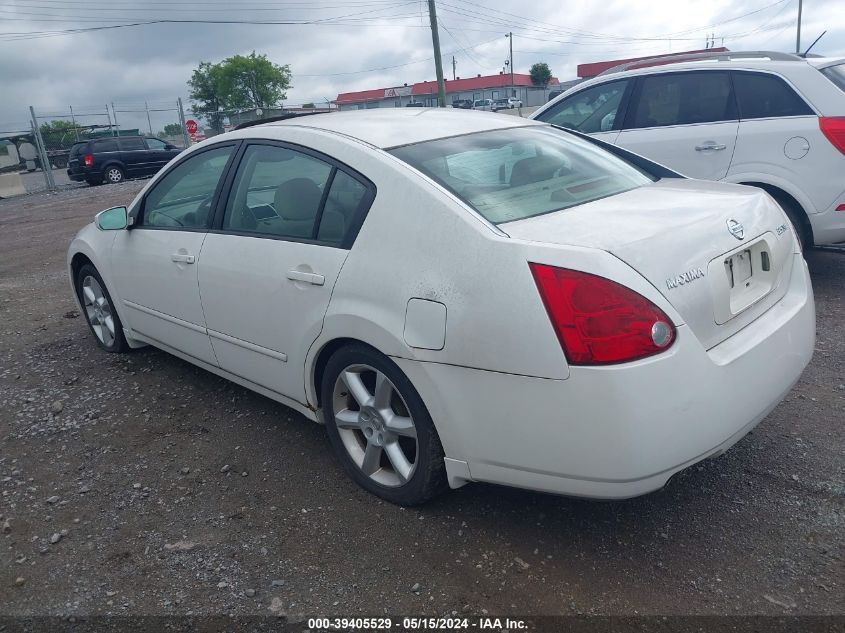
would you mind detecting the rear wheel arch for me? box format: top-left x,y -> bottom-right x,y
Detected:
312,337 -> 379,408
739,181 -> 813,247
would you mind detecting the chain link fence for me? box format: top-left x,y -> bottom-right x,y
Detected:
0,99 -> 191,198
1,100 -> 335,199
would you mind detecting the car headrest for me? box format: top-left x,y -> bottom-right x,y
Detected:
274,178 -> 322,221
509,155 -> 563,187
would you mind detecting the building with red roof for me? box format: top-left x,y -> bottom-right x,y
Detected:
335,72 -> 560,110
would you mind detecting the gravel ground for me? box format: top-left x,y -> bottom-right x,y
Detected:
0,183 -> 843,620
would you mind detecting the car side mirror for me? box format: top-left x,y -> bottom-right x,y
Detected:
95,206 -> 128,231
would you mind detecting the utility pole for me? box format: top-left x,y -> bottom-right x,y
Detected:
795,0 -> 803,53
452,55 -> 456,81
426,0 -> 447,107
506,32 -> 514,98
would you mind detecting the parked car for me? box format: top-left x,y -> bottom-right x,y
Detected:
472,98 -> 493,111
67,136 -> 182,186
531,50 -> 845,247
68,109 -> 814,506
452,99 -> 474,109
493,97 -> 523,111
547,89 -> 563,102
405,101 -> 425,108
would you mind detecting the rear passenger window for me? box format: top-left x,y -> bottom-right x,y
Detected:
733,72 -> 813,119
223,144 -> 371,246
223,144 -> 332,240
119,137 -> 145,151
318,170 -> 368,244
630,72 -> 735,128
94,139 -> 119,152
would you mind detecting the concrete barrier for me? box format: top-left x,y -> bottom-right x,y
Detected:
0,172 -> 27,199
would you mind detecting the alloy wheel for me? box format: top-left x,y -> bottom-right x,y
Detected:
332,364 -> 418,487
106,168 -> 123,183
81,276 -> 116,347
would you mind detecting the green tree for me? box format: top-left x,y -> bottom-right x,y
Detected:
162,123 -> 184,136
39,120 -> 80,149
188,52 -> 291,132
529,62 -> 552,88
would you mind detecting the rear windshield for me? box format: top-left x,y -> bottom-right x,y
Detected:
390,126 -> 654,224
69,142 -> 88,157
821,63 -> 845,93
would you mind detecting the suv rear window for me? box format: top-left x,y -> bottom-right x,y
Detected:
733,72 -> 813,119
390,126 -> 653,224
93,139 -> 119,152
69,142 -> 87,158
821,63 -> 845,93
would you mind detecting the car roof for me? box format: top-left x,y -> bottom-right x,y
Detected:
255,109 -> 540,149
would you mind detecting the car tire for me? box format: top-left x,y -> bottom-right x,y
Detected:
104,165 -> 124,184
772,194 -> 811,250
321,343 -> 448,506
75,263 -> 129,353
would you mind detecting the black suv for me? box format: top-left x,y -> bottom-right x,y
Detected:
67,136 -> 182,185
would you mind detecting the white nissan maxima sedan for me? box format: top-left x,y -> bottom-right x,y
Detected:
67,109 -> 815,506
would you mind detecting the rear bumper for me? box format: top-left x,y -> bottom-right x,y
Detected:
67,168 -> 100,182
395,254 -> 815,498
808,195 -> 845,245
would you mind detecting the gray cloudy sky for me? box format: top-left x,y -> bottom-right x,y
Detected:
1,0 -> 842,133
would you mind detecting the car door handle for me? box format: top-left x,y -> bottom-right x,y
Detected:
171,253 -> 195,264
287,270 -> 325,286
695,143 -> 727,151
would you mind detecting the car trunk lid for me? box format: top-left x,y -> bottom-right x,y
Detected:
500,179 -> 797,350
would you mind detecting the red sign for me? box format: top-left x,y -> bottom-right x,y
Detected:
185,119 -> 198,135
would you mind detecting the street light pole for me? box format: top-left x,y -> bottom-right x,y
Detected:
427,0 -> 447,107
795,0 -> 803,54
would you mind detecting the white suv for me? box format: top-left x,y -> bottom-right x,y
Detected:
531,51 -> 845,247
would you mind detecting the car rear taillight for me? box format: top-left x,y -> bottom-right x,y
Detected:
819,117 -> 845,155
529,263 -> 676,366
83,154 -> 94,167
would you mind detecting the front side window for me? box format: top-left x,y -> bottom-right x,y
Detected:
630,72 -> 735,128
222,144 -> 336,241
390,126 -> 654,225
140,145 -> 234,229
733,72 -> 814,119
145,138 -> 167,150
536,80 -> 628,134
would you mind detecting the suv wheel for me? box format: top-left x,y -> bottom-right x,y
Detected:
322,344 -> 448,505
104,166 -> 124,184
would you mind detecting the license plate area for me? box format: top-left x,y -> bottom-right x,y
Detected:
725,250 -> 753,289
709,234 -> 780,324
